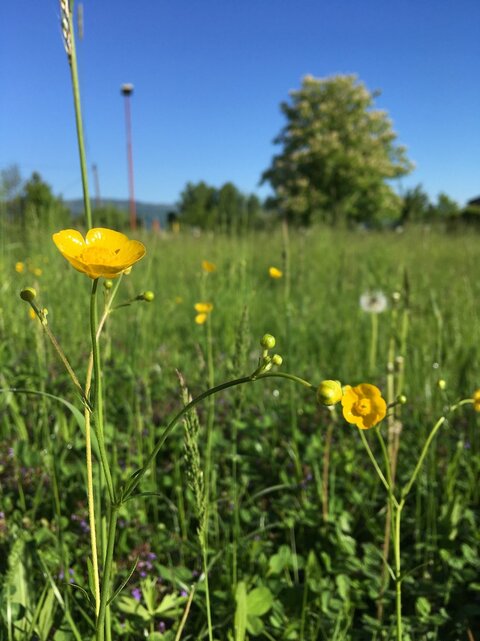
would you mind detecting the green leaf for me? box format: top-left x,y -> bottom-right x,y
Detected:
155,592 -> 186,617
246,586 -> 273,617
246,615 -> 264,636
416,596 -> 431,619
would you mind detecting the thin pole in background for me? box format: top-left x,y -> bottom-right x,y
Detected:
121,83 -> 137,230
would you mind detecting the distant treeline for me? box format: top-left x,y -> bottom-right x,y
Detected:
1,165 -> 479,234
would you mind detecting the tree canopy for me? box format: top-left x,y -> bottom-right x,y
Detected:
261,74 -> 414,226
178,181 -> 263,232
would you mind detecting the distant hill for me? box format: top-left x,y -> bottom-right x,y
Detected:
65,198 -> 176,227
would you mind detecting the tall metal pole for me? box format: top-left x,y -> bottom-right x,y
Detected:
121,83 -> 137,230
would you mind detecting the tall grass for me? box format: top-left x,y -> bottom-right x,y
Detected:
1,222 -> 479,639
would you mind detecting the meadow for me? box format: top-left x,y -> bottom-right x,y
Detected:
1,220 -> 479,640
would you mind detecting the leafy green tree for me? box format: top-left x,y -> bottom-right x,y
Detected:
178,181 -> 263,231
433,192 -> 460,219
261,74 -> 413,226
21,172 -> 70,231
400,185 -> 431,223
92,205 -> 129,230
178,181 -> 218,229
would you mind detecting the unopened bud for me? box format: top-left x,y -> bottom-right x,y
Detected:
103,280 -> 113,290
20,287 -> 36,302
398,394 -> 407,405
260,334 -> 276,350
272,354 -> 283,366
437,379 -> 447,390
316,380 -> 343,406
142,291 -> 155,302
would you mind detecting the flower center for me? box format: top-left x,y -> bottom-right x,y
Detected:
80,246 -> 117,264
354,398 -> 371,416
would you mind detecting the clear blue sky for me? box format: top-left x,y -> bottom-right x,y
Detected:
1,0 -> 479,206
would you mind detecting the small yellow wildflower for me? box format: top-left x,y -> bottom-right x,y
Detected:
32,267 -> 43,277
269,266 -> 283,279
202,260 -> 216,273
28,308 -> 36,320
194,302 -> 213,314
52,228 -> 146,279
194,302 -> 213,324
473,389 -> 480,412
341,383 -> 387,430
15,262 -> 25,273
317,380 -> 343,406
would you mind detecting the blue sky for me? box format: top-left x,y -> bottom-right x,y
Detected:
1,0 -> 479,206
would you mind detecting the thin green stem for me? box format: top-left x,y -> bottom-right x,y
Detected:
369,312 -> 378,375
90,279 -> 115,503
63,0 -> 93,229
375,427 -> 394,491
201,544 -> 214,641
358,429 -> 398,507
95,504 -> 118,641
202,319 -> 215,641
85,408 -> 100,616
401,416 -> 445,501
393,504 -> 403,641
29,301 -> 90,409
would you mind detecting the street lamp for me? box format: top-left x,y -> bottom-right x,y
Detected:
121,83 -> 137,230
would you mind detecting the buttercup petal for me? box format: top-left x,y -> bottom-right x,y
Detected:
86,228 -> 129,250
52,230 -> 86,257
113,240 -> 146,265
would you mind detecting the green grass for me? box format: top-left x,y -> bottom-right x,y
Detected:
1,222 -> 479,640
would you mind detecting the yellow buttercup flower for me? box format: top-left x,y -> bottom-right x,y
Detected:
194,302 -> 213,314
52,228 -> 146,279
269,266 -> 283,279
15,261 -> 25,273
473,389 -> 480,412
202,260 -> 217,273
194,302 -> 213,324
341,383 -> 387,430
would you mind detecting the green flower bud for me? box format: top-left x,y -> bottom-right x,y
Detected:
260,333 -> 276,350
398,394 -> 407,404
437,379 -> 447,390
142,291 -> 155,302
103,280 -> 113,290
316,379 -> 343,406
20,287 -> 36,302
272,354 -> 283,366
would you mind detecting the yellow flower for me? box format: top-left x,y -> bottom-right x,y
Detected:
341,383 -> 387,430
202,260 -> 217,273
194,302 -> 213,324
317,380 -> 343,406
473,389 -> 480,412
52,228 -> 146,279
15,262 -> 25,273
28,308 -> 36,320
269,266 -> 283,279
32,267 -> 43,277
194,302 -> 213,314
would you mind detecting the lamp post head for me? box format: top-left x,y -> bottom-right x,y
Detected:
121,83 -> 134,96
